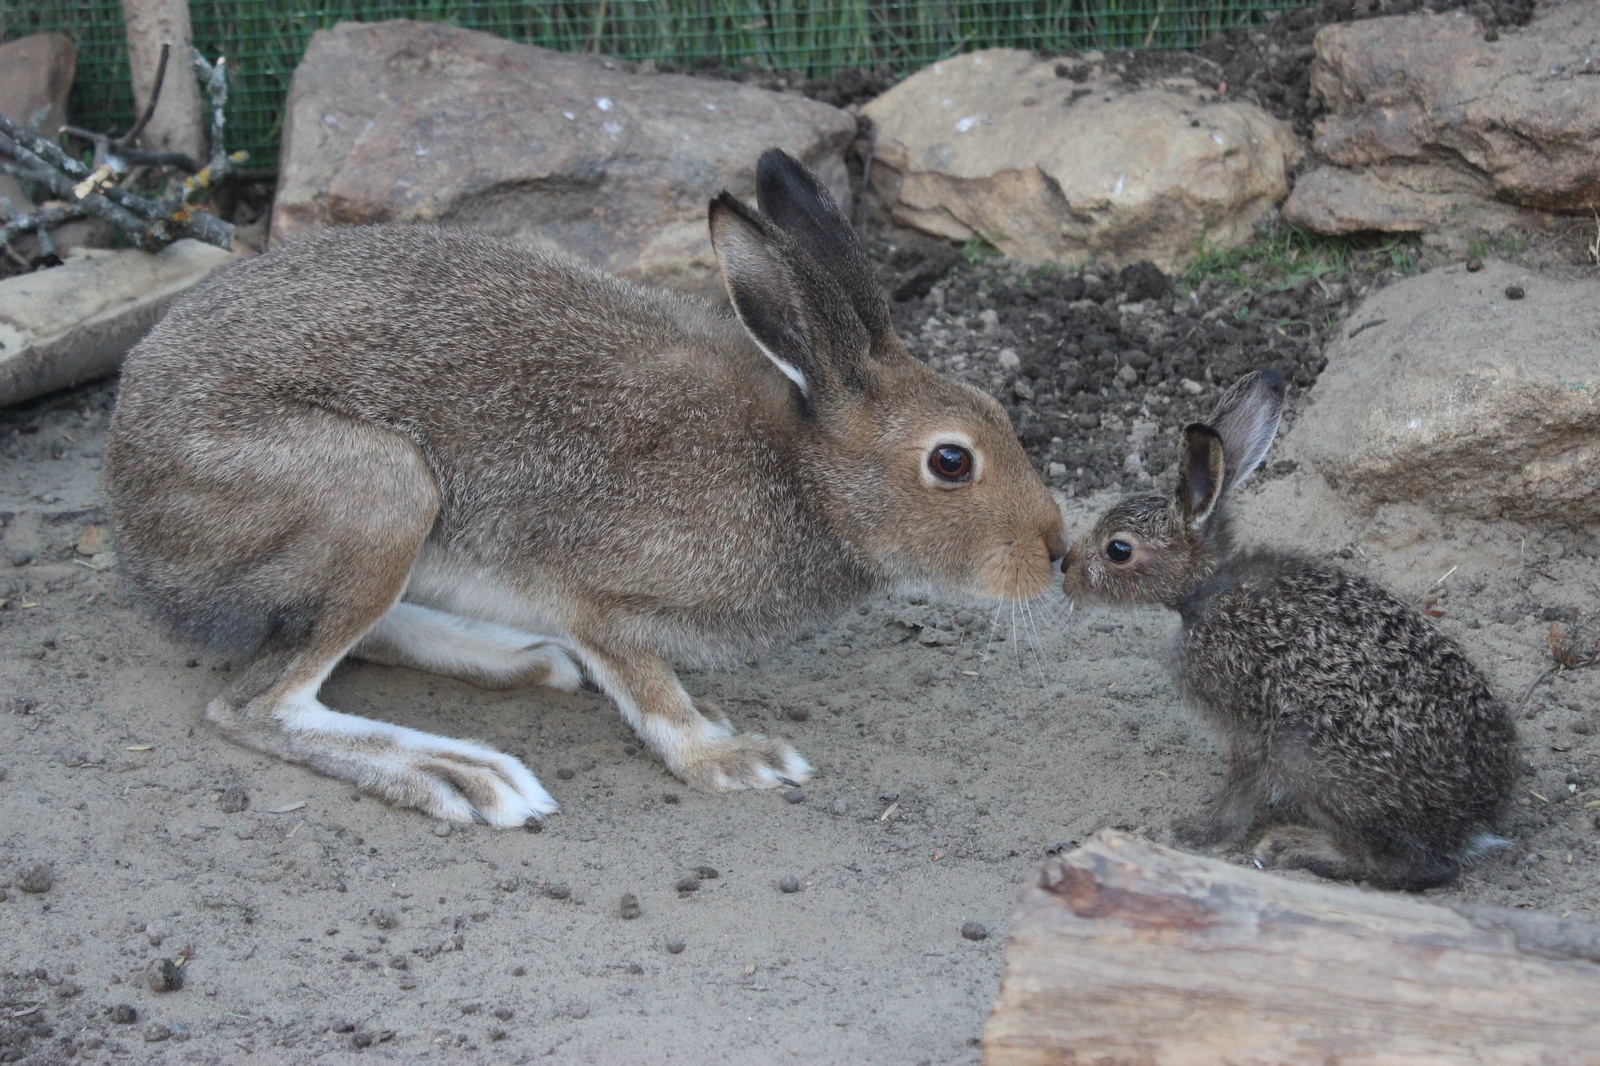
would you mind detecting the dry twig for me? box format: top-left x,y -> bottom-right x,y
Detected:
0,48 -> 244,255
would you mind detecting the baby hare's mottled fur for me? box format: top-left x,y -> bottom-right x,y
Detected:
107,150 -> 1065,826
1064,370 -> 1517,890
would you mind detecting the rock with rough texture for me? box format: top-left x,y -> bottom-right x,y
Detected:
272,20 -> 856,295
1285,260 -> 1600,526
0,241 -> 243,408
1285,5 -> 1600,234
0,34 -> 77,209
861,49 -> 1300,271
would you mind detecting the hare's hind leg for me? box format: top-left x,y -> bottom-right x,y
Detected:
577,641 -> 812,792
352,602 -> 584,692
1251,826 -> 1459,890
200,414 -> 555,826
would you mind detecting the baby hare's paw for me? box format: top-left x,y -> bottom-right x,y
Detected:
665,720 -> 813,792
1251,826 -> 1350,877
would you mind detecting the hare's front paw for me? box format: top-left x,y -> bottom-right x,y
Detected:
1251,826 -> 1348,876
669,725 -> 813,792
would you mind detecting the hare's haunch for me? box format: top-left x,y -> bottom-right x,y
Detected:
106,150 -> 1066,825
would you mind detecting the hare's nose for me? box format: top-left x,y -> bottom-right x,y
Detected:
1046,528 -> 1067,565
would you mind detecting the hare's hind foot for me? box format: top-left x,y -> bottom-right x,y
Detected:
1251,826 -> 1460,891
207,683 -> 557,826
352,602 -> 584,691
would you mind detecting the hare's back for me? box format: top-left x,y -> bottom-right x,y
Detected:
122,225 -> 742,403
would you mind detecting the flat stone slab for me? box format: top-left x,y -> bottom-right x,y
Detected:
1285,260 -> 1600,527
0,241 -> 242,408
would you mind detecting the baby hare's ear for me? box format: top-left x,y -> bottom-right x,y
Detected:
1176,424 -> 1227,529
1209,368 -> 1286,492
709,190 -> 871,404
753,149 -> 901,364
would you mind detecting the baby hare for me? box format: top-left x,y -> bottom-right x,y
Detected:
1063,370 -> 1517,890
105,150 -> 1065,826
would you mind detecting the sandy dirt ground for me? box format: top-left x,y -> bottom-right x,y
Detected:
3,360 -> 1597,1065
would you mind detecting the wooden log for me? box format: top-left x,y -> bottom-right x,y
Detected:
983,829 -> 1600,1066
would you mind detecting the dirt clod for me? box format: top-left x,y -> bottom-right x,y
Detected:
218,786 -> 249,813
665,937 -> 686,955
15,861 -> 52,894
960,922 -> 989,941
1506,284 -> 1526,300
778,876 -> 801,894
109,1004 -> 137,1025
619,893 -> 641,919
145,958 -> 183,993
692,866 -> 719,880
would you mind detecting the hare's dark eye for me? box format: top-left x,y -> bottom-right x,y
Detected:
929,444 -> 973,482
1105,539 -> 1134,564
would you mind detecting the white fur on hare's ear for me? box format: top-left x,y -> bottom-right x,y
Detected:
707,189 -> 871,404
1209,368 -> 1286,491
1177,423 -> 1228,529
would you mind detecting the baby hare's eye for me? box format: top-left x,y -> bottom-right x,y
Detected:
1104,539 -> 1134,564
928,444 -> 973,482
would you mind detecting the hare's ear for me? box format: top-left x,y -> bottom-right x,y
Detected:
754,149 -> 900,362
709,190 -> 870,403
1209,369 -> 1285,491
1176,424 -> 1227,529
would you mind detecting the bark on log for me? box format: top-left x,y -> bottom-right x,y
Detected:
983,830 -> 1600,1065
120,0 -> 204,159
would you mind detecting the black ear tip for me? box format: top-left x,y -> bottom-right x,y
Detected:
1256,368 -> 1287,397
708,190 -> 760,228
757,148 -> 803,179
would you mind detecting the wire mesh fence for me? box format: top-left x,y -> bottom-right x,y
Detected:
3,0 -> 1307,170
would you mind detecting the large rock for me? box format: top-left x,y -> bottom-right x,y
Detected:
0,242 -> 242,408
861,49 -> 1300,272
1285,5 -> 1600,234
0,34 -> 76,210
1285,261 -> 1600,527
272,21 -> 856,296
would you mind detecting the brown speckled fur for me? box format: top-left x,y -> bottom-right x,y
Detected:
1065,371 -> 1518,890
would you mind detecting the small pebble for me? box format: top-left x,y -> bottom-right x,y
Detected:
778,876 -> 801,894
619,893 -> 641,919
492,1007 -> 513,1022
1465,255 -> 1483,272
370,907 -> 398,929
1505,284 -> 1525,300
144,1023 -> 171,1043
110,1004 -> 137,1025
960,921 -> 989,941
146,958 -> 183,993
566,1002 -> 590,1020
786,707 -> 810,722
785,789 -> 806,805
351,1032 -> 374,1049
662,793 -> 680,804
692,866 -> 719,880
544,884 -> 571,900
388,955 -> 408,971
8,548 -> 33,567
675,877 -> 701,893
218,786 -> 249,813
432,821 -> 453,837
664,937 -> 686,955
15,861 -> 53,894
510,965 -> 527,977
832,799 -> 849,816
555,768 -> 576,780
